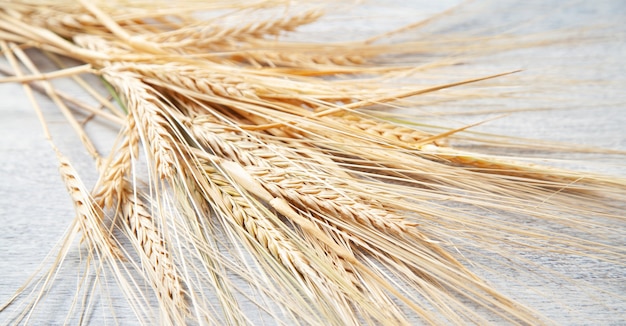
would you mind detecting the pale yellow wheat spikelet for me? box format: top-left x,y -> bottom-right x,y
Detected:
321,111 -> 623,189
121,188 -> 188,323
93,117 -> 139,209
104,71 -> 178,179
149,9 -> 323,48
74,34 -> 132,58
326,112 -> 446,146
245,165 -> 419,236
55,149 -> 122,259
131,64 -> 259,99
231,50 -> 366,69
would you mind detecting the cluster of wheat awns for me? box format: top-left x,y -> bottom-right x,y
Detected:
0,1 -> 624,325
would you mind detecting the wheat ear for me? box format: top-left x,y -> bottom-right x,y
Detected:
96,167 -> 189,323
121,188 -> 188,321
323,112 -> 619,187
55,148 -> 122,258
150,10 -> 323,46
103,71 -> 178,179
326,112 -> 446,146
129,64 -> 259,99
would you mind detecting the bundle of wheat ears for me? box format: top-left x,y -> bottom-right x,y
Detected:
0,0 -> 624,325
